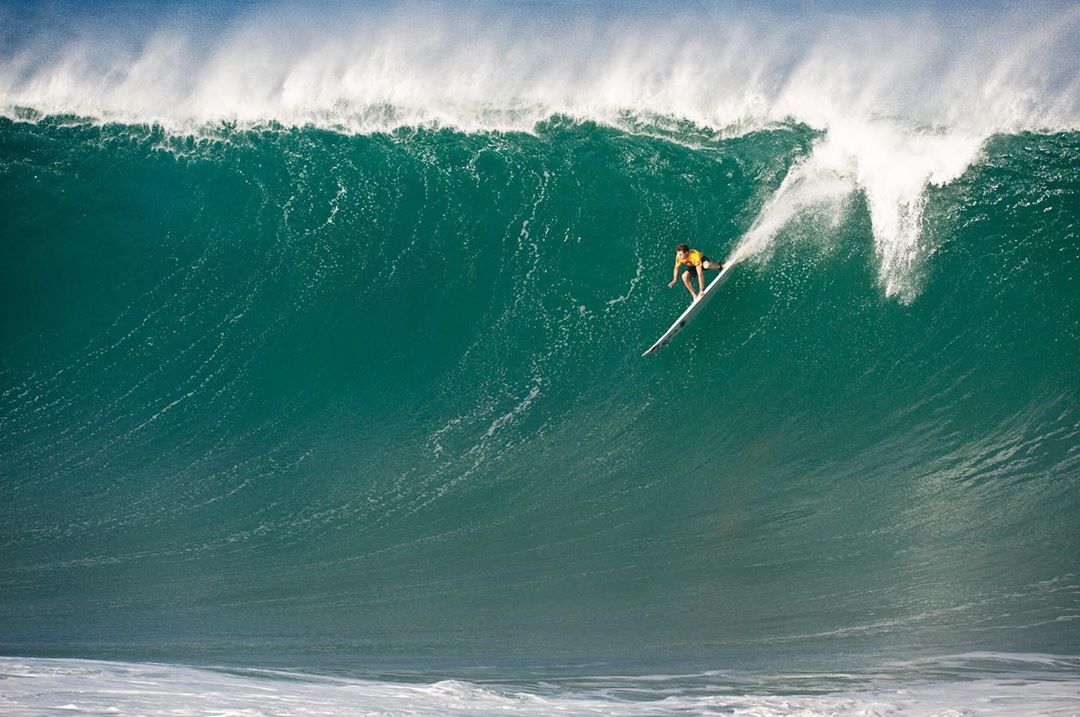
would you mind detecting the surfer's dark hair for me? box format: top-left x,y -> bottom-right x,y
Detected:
675,243 -> 690,253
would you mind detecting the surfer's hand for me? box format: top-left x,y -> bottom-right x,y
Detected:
668,279 -> 677,288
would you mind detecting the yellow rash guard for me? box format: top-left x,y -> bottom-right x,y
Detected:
676,249 -> 705,267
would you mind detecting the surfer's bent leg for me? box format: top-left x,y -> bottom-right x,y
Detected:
680,269 -> 696,297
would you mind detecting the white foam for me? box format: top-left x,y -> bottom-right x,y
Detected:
2,3 -> 1076,134
1,655 -> 1078,716
731,120 -> 985,300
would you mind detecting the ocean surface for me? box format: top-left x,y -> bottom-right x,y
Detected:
2,1 -> 1079,714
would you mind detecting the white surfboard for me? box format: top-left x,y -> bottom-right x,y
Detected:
642,261 -> 736,356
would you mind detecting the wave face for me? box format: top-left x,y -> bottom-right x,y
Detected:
1,114 -> 1078,671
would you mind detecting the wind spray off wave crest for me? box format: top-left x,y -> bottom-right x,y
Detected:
2,2 -> 1078,134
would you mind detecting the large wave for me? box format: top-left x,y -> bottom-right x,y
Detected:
2,115 -> 1077,667
1,0 -> 1079,673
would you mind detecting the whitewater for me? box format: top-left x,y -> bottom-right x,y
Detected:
2,1 -> 1079,714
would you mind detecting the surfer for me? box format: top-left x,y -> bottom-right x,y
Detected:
668,243 -> 725,301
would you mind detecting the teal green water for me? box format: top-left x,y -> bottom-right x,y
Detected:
1,117 -> 1078,669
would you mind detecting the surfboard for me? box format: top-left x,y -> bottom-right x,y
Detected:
642,261 -> 736,356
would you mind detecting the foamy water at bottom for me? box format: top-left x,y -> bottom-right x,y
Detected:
1,655 -> 1077,716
